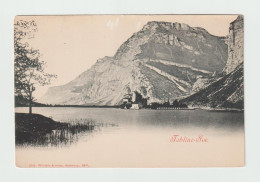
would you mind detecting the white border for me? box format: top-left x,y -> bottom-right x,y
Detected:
1,0 -> 260,182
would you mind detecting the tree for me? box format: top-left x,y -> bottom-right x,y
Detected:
14,20 -> 56,114
133,91 -> 143,104
179,103 -> 188,108
151,102 -> 159,109
172,99 -> 179,108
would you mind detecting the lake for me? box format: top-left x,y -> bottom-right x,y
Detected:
15,107 -> 244,167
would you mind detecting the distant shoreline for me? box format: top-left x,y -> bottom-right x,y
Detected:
15,105 -> 244,113
15,105 -> 121,108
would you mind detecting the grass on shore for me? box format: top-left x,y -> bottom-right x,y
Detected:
15,113 -> 95,146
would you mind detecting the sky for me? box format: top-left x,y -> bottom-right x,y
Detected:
15,15 -> 238,100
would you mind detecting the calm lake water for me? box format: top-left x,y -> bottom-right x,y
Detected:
15,107 -> 244,167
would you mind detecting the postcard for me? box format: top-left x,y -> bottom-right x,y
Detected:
14,15 -> 244,168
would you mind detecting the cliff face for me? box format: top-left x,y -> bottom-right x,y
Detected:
115,21 -> 228,72
39,21 -> 228,105
181,15 -> 244,109
223,15 -> 244,74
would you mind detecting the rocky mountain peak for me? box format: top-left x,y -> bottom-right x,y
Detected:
142,21 -> 192,32
40,20 -> 228,106
114,20 -> 227,71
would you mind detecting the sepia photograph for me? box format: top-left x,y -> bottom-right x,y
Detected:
14,15 -> 244,168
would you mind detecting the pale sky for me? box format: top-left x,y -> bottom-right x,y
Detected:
15,15 -> 238,100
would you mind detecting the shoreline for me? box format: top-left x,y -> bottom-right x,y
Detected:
15,106 -> 244,113
15,113 -> 96,146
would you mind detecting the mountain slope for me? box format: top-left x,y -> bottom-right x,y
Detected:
39,21 -> 228,105
181,63 -> 243,109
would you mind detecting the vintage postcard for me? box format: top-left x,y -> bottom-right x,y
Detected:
14,15 -> 244,168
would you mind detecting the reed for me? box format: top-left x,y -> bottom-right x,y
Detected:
15,113 -> 96,146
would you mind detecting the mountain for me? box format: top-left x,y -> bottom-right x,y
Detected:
39,21 -> 228,105
181,63 -> 243,109
181,15 -> 244,109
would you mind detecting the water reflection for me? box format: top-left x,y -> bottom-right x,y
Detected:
15,107 -> 244,147
15,107 -> 244,167
16,117 -> 120,147
15,119 -> 96,147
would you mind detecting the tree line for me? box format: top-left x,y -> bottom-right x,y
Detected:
149,99 -> 188,109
